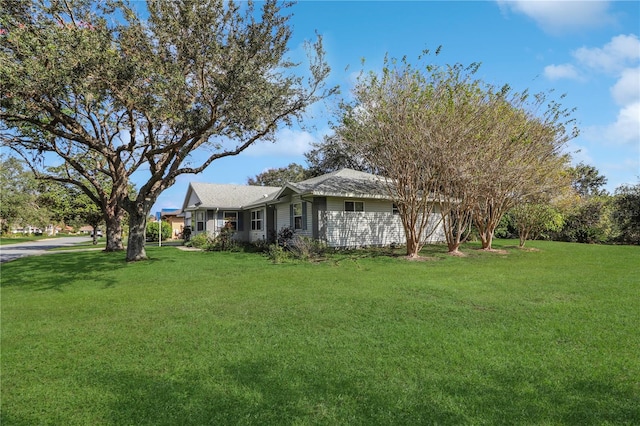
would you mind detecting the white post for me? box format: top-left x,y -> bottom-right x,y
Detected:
158,215 -> 162,247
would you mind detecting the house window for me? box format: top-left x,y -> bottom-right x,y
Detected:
392,203 -> 400,215
224,211 -> 238,230
293,202 -> 303,230
251,210 -> 263,230
344,201 -> 364,212
196,211 -> 205,231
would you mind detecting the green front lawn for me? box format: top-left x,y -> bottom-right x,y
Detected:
1,241 -> 639,425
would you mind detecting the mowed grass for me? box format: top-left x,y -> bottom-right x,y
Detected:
1,241 -> 638,425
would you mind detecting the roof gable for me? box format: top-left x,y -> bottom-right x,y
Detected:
183,182 -> 280,210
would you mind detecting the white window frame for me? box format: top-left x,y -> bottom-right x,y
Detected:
251,210 -> 263,231
196,211 -> 205,231
344,200 -> 364,212
293,202 -> 303,230
223,211 -> 238,230
392,203 -> 400,215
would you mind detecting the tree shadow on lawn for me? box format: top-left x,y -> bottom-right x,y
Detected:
68,357 -> 640,426
0,251 -> 132,291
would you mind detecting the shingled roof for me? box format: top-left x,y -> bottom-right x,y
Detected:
279,168 -> 389,199
183,183 -> 280,210
183,169 -> 393,212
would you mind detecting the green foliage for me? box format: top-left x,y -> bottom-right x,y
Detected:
494,213 -> 517,239
276,226 -> 295,248
0,156 -> 50,233
39,180 -> 104,230
570,162 -> 608,197
555,196 -> 615,244
209,226 -> 238,251
247,163 -> 309,186
1,0 -> 334,261
186,228 -> 238,251
612,182 -> 640,244
304,133 -> 373,177
1,242 -> 639,424
266,229 -> 326,262
267,243 -> 289,263
145,221 -> 172,242
511,202 -> 564,247
187,232 -> 211,249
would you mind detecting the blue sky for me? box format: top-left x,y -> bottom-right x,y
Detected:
153,0 -> 640,212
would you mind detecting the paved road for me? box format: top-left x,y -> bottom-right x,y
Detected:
0,236 -> 93,263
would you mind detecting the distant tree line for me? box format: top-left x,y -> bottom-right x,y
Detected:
495,163 -> 640,245
0,155 -> 105,240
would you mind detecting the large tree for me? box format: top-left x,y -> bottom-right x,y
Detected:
1,0 -> 333,261
470,92 -> 575,250
334,52 -> 575,255
570,162 -> 608,198
247,162 -> 308,186
336,54 -> 450,258
304,133 -> 373,177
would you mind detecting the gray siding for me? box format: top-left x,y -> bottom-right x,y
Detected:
321,211 -> 405,248
320,211 -> 445,248
326,197 -> 395,213
274,195 -> 312,237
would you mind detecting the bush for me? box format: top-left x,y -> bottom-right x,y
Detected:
554,197 -> 615,244
289,235 -> 326,261
266,227 -> 326,262
187,232 -> 212,249
276,226 -> 295,248
267,243 -> 289,263
209,226 -> 238,251
146,221 -> 172,242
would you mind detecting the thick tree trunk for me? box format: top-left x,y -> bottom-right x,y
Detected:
126,210 -> 147,262
104,206 -> 125,252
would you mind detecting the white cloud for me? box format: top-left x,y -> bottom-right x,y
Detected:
497,0 -> 614,34
543,63 -> 582,81
241,128 -> 319,157
545,35 -> 640,153
603,102 -> 640,144
611,67 -> 640,106
584,101 -> 640,146
573,34 -> 640,74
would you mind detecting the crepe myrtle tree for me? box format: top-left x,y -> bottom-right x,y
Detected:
336,53 -> 450,258
470,91 -> 576,251
0,0 -> 334,261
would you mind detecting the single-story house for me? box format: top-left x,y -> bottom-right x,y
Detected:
181,168 -> 444,248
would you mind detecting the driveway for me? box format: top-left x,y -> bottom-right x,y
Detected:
0,236 -> 93,263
